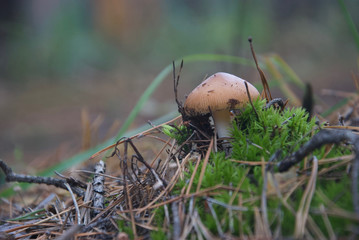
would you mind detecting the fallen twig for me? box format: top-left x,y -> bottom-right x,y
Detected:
278,129 -> 359,172
0,159 -> 85,197
91,160 -> 106,217
277,129 -> 359,214
173,60 -> 185,116
64,182 -> 81,225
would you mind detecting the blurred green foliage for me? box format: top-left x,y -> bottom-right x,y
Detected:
2,2 -> 118,80
0,0 -> 357,82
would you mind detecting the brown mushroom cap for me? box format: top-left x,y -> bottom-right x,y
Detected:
184,72 -> 260,116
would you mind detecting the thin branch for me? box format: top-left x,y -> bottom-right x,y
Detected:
265,98 -> 285,110
277,129 -> 359,214
127,138 -> 168,188
0,159 -> 85,197
278,129 -> 359,172
64,182 -> 81,225
173,60 -> 185,116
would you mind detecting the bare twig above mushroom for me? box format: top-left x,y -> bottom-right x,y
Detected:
173,60 -> 185,117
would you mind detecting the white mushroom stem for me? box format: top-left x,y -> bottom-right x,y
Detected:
212,110 -> 232,139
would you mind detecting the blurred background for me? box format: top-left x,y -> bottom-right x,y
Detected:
0,0 -> 358,171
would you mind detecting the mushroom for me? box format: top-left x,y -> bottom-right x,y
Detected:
184,72 -> 260,139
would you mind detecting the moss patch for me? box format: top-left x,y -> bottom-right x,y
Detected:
152,99 -> 356,239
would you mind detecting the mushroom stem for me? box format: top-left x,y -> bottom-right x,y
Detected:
212,110 -> 232,139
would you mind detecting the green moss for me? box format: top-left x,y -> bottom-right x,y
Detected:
162,124 -> 193,154
311,176 -> 354,236
117,220 -> 134,239
150,226 -> 167,240
231,99 -> 317,161
151,99 -> 356,238
162,124 -> 193,145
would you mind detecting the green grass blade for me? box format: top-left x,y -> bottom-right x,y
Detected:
320,97 -> 349,118
337,0 -> 359,52
268,54 -> 326,106
270,54 -> 306,90
8,209 -> 45,221
264,56 -> 301,106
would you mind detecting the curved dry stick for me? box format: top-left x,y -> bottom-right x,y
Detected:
277,129 -> 359,214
